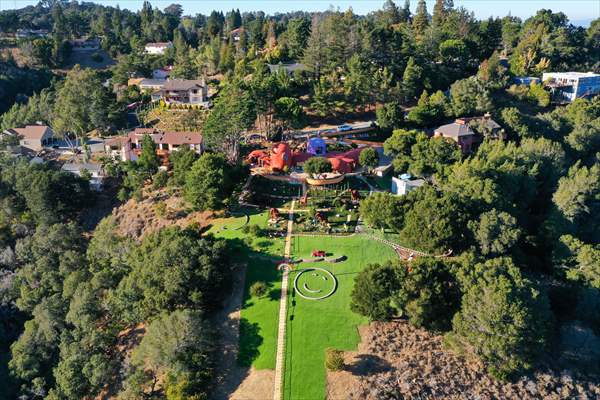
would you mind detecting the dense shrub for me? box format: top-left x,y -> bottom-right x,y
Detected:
325,348 -> 344,371
250,281 -> 268,297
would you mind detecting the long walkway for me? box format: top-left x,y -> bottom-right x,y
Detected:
273,200 -> 295,400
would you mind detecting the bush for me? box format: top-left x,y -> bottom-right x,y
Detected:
152,170 -> 169,190
250,281 -> 268,298
359,147 -> 379,171
325,348 -> 344,371
303,157 -> 332,177
350,262 -> 402,320
154,201 -> 167,218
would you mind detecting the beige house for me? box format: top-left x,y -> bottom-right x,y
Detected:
2,125 -> 55,152
105,128 -> 203,162
151,79 -> 210,107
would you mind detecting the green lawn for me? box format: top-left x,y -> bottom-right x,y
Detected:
283,235 -> 397,400
208,209 -> 285,369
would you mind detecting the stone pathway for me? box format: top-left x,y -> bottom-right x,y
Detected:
273,200 -> 295,400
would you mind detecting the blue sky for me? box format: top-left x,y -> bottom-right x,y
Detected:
1,0 -> 598,24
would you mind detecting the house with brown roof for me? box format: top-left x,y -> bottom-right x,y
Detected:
434,120 -> 476,152
434,114 -> 502,153
105,128 -> 203,162
230,27 -> 244,42
151,79 -> 209,107
2,125 -> 55,152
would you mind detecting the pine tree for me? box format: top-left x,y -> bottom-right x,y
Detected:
432,0 -> 454,27
400,0 -> 411,22
303,15 -> 326,77
381,0 -> 401,26
401,56 -> 423,102
412,0 -> 429,36
138,134 -> 160,174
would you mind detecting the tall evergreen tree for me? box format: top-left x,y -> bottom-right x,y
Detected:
432,0 -> 454,27
412,0 -> 429,36
138,134 -> 160,174
400,0 -> 411,22
401,56 -> 423,102
380,0 -> 401,26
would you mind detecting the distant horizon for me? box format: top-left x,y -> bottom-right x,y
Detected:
0,0 -> 598,26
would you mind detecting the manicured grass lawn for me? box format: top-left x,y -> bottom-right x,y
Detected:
283,235 -> 397,400
208,209 -> 285,370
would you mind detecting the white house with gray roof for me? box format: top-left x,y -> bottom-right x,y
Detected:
61,162 -> 106,191
542,72 -> 600,102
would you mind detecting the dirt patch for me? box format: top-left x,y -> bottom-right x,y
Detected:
328,321 -> 600,400
110,189 -> 213,240
211,262 -> 275,400
228,369 -> 274,400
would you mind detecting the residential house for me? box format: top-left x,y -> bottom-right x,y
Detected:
61,162 -> 105,191
267,62 -> 307,76
434,114 -> 503,152
434,120 -> 477,153
151,79 -> 209,107
105,128 -> 203,162
15,28 -> 50,39
69,38 -> 100,52
457,114 -> 504,139
144,42 -> 173,55
230,27 -> 244,42
152,66 -> 173,79
542,72 -> 600,102
139,78 -> 167,92
105,136 -> 135,161
2,125 -> 55,152
391,174 -> 425,196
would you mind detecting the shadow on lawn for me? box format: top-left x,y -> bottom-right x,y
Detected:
345,354 -> 392,376
237,318 -> 263,367
268,288 -> 281,301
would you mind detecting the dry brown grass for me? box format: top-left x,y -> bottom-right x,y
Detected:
110,187 -> 213,240
327,321 -> 600,400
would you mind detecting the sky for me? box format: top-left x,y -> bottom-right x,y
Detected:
0,0 -> 598,25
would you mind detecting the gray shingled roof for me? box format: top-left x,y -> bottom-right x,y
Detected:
161,79 -> 205,91
434,122 -> 474,138
61,162 -> 103,173
140,78 -> 167,87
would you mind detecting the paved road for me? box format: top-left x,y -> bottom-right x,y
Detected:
244,121 -> 377,142
288,121 -> 376,139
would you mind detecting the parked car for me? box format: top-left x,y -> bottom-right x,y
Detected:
337,124 -> 353,132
